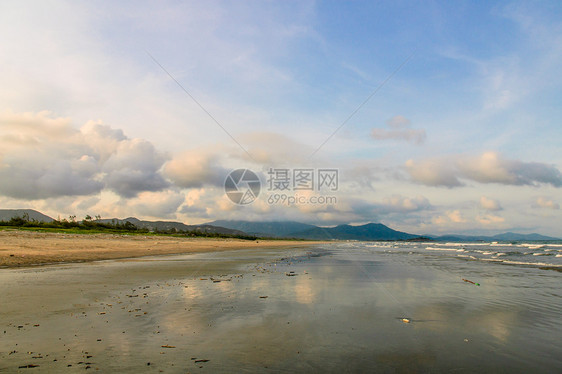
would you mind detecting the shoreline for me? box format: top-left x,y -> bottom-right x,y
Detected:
0,229 -> 327,268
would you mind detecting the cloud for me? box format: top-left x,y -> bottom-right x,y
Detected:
457,152 -> 562,186
480,196 -> 502,211
533,197 -> 560,210
164,151 -> 230,189
131,190 -> 185,219
477,214 -> 505,225
386,115 -> 411,129
242,132 -> 312,165
371,115 -> 426,144
103,138 -> 169,197
406,151 -> 562,188
0,110 -> 168,199
432,210 -> 466,225
381,195 -> 431,212
405,159 -> 462,187
447,210 -> 466,223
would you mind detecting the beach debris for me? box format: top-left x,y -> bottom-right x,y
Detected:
401,318 -> 411,324
259,296 -> 268,299
285,271 -> 297,277
195,359 -> 210,363
161,345 -> 176,348
462,278 -> 480,286
464,338 -> 469,342
18,364 -> 40,368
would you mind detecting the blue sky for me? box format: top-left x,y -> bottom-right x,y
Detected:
0,1 -> 560,236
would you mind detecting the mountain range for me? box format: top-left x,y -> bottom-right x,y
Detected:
0,209 -> 559,241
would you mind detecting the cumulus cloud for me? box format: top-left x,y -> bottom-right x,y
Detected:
406,151 -> 562,188
243,132 -> 312,165
477,214 -> 505,225
131,190 -> 185,219
164,151 -> 230,188
432,210 -> 466,225
381,195 -> 431,212
103,139 -> 169,197
0,110 -> 168,199
533,197 -> 560,210
405,159 -> 462,187
386,115 -> 411,129
457,152 -> 562,186
371,115 -> 426,144
480,196 -> 502,211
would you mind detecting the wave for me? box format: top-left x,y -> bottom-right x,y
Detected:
488,259 -> 562,268
425,247 -> 458,251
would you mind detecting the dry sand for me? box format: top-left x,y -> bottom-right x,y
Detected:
0,229 -> 322,268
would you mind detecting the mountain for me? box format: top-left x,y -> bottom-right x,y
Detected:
491,232 -> 560,241
2,209 -> 559,241
293,223 -> 418,240
0,209 -> 54,222
208,220 -> 316,237
434,232 -> 560,242
98,217 -> 247,236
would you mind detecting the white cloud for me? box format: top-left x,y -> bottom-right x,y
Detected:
0,110 -> 168,199
533,197 -> 560,210
103,138 -> 169,197
405,158 -> 461,187
432,210 -> 466,225
371,128 -> 426,145
480,196 -> 502,211
406,151 -> 562,188
381,195 -> 431,212
447,210 -> 466,223
130,190 -> 185,219
476,214 -> 505,225
371,115 -> 426,144
386,115 -> 411,129
164,150 -> 229,189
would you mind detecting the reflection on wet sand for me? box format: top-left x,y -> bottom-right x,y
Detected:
0,244 -> 560,372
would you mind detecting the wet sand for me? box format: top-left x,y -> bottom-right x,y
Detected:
1,242 -> 560,372
0,230 -> 320,268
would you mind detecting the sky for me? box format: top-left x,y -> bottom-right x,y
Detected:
0,0 -> 561,236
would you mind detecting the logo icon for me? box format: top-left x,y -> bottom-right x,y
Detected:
224,169 -> 261,205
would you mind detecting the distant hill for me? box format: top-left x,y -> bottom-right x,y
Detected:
491,232 -> 560,241
0,209 -> 54,222
1,209 -> 559,241
208,220 -> 316,237
434,232 -> 560,242
98,217 -> 246,236
292,223 -> 418,241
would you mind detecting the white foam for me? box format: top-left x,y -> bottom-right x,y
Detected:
426,247 -> 457,251
498,260 -> 562,267
525,244 -> 546,250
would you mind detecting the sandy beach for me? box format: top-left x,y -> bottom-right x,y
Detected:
1,240 -> 560,372
0,230 -> 321,268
